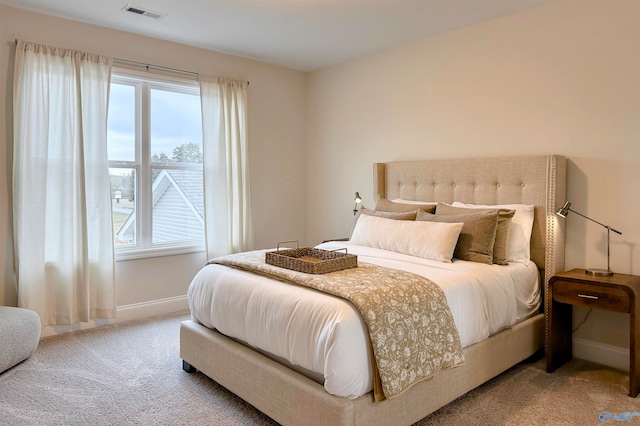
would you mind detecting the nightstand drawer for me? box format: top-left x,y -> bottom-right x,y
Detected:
552,280 -> 630,313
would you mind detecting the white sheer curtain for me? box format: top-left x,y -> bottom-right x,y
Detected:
200,77 -> 253,258
13,41 -> 115,326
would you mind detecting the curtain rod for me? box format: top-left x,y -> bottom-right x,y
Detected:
114,58 -> 249,85
113,58 -> 199,79
14,39 -> 198,78
15,40 -> 248,85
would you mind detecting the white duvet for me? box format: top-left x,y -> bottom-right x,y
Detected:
187,241 -> 540,399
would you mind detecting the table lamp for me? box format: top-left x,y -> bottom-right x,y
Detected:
353,192 -> 362,215
556,201 -> 622,276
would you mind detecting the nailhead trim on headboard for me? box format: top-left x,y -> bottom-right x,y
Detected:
372,155 -> 567,356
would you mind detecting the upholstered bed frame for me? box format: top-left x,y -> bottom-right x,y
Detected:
180,155 -> 567,426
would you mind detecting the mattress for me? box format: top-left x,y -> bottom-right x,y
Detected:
187,241 -> 540,399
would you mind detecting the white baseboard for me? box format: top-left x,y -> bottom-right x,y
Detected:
40,295 -> 188,338
116,295 -> 189,323
572,336 -> 629,372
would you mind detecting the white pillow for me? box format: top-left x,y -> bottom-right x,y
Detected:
451,202 -> 535,265
349,214 -> 463,263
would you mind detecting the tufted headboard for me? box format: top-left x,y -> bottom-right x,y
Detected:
373,155 -> 567,286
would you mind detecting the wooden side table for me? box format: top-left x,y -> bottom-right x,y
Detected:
546,268 -> 640,397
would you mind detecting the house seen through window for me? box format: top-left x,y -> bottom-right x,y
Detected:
107,68 -> 204,258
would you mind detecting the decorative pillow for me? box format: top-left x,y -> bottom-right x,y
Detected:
359,206 -> 417,220
350,214 -> 463,262
451,202 -> 535,265
436,203 -> 515,265
416,209 -> 498,265
375,198 -> 436,214
390,199 -> 438,205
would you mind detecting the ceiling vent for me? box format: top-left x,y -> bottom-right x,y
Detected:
121,4 -> 166,20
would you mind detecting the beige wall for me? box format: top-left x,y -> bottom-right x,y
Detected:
2,0 -> 638,366
307,0 -> 640,363
0,7 -> 308,313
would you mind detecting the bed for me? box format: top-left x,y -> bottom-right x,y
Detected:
180,155 -> 567,425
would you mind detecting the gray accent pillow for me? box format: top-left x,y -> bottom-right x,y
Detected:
436,203 -> 515,265
416,209 -> 498,265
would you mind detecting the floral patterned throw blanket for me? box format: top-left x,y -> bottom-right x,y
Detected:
208,249 -> 465,401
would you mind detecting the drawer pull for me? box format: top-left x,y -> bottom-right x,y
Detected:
578,294 -> 599,300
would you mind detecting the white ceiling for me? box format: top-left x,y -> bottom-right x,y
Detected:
1,0 -> 552,71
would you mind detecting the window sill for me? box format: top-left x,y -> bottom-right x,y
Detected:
115,243 -> 205,261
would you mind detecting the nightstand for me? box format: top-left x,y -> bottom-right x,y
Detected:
546,268 -> 640,397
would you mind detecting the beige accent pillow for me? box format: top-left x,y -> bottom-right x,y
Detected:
359,206 -> 417,220
443,203 -> 517,265
350,207 -> 417,241
350,214 -> 463,262
375,198 -> 436,214
417,209 -> 499,265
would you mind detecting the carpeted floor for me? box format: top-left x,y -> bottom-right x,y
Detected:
0,312 -> 636,425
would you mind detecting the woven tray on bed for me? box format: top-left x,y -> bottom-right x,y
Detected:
265,240 -> 357,274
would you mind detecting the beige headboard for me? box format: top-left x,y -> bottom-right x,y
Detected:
373,155 -> 566,285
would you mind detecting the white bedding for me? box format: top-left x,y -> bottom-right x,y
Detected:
187,241 -> 540,399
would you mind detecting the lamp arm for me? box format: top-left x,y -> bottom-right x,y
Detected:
568,208 -> 622,235
608,226 -> 623,235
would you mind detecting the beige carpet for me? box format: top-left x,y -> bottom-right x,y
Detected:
0,312 -> 636,425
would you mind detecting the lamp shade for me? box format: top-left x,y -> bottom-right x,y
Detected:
556,201 -> 571,218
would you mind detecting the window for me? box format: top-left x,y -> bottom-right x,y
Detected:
107,69 -> 204,259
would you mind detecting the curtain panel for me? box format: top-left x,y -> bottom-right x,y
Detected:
200,77 -> 253,258
13,40 -> 115,326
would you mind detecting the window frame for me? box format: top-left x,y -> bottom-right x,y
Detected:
108,68 -> 205,261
